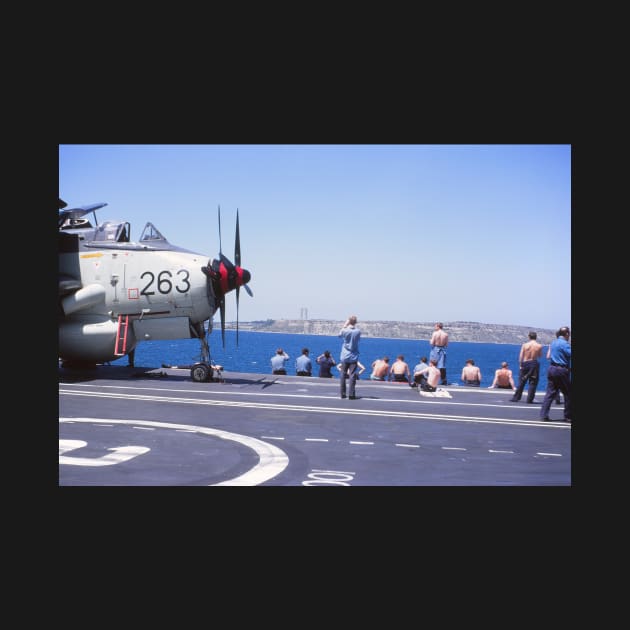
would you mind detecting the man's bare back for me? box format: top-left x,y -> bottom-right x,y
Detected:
372,360 -> 389,378
430,329 -> 448,346
520,340 -> 542,362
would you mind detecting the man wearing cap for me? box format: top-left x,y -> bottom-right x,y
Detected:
540,326 -> 572,422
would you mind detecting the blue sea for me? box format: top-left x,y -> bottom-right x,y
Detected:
111,329 -> 552,388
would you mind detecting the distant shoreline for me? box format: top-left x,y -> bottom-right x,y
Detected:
223,329 -> 522,345
221,319 -> 558,345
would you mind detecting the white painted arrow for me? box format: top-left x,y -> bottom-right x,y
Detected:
59,439 -> 150,466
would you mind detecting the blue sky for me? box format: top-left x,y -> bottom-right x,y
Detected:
59,144 -> 571,330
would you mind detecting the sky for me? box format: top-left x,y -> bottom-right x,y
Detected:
59,144 -> 571,330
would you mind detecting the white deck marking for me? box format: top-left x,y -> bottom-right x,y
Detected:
305,438 -> 329,442
536,452 -> 562,457
60,388 -> 568,428
442,447 -> 467,451
59,439 -> 87,453
489,449 -> 514,454
59,418 -> 289,485
59,439 -> 150,466
59,381 -> 554,410
396,443 -> 421,448
349,441 -> 374,445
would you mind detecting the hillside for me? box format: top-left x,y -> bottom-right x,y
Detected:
225,319 -> 556,345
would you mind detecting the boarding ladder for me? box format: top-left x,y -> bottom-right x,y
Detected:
114,314 -> 129,356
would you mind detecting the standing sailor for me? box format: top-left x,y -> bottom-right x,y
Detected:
430,322 -> 449,385
338,315 -> 361,399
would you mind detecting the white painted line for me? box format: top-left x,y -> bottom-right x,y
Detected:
58,381 -> 547,411
60,418 -> 289,485
261,436 -> 285,440
59,439 -> 150,466
442,447 -> 467,451
95,424 -> 113,427
396,443 -> 421,448
61,389 -> 566,428
305,438 -> 329,442
350,441 -> 375,445
536,452 -> 562,457
175,429 -> 197,433
132,426 -> 155,430
59,439 -> 87,454
489,449 -> 514,454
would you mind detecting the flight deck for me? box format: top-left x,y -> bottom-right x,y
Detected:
59,365 -> 571,486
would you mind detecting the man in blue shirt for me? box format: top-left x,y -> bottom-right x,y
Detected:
271,348 -> 290,375
295,348 -> 312,376
339,315 -> 361,399
540,326 -> 572,422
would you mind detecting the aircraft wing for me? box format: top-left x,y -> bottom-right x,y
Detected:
58,203 -> 108,228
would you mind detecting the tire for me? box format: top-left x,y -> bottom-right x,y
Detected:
191,362 -> 211,382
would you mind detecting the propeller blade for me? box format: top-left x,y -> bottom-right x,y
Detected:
244,284 -> 253,297
235,208 -> 243,345
235,286 -> 240,346
220,298 -> 226,348
235,209 -> 241,267
218,205 -> 222,255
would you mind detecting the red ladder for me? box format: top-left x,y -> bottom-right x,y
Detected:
114,315 -> 129,356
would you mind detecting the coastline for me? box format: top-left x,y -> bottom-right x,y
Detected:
221,319 -> 557,346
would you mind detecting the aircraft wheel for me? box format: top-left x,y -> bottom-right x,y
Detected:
191,362 -> 211,382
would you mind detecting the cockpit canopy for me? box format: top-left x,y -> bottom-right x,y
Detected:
92,220 -> 131,243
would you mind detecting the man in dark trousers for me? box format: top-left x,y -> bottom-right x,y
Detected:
338,315 -> 361,399
540,326 -> 572,422
511,331 -> 543,403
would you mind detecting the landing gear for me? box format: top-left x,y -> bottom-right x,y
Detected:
190,362 -> 224,383
189,320 -> 224,383
191,362 -> 211,382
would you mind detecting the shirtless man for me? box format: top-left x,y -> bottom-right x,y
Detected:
461,359 -> 482,386
413,356 -> 429,387
420,358 -> 441,392
511,331 -> 542,403
370,357 -> 390,381
488,362 -> 516,390
430,322 -> 449,385
389,355 -> 411,384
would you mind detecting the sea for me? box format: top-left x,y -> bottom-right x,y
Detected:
112,329 -> 552,388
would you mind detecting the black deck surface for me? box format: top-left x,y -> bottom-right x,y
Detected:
59,365 -> 571,486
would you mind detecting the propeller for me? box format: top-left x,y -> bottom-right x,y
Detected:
200,206 -> 252,349
217,204 -> 226,348
234,209 -> 253,344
